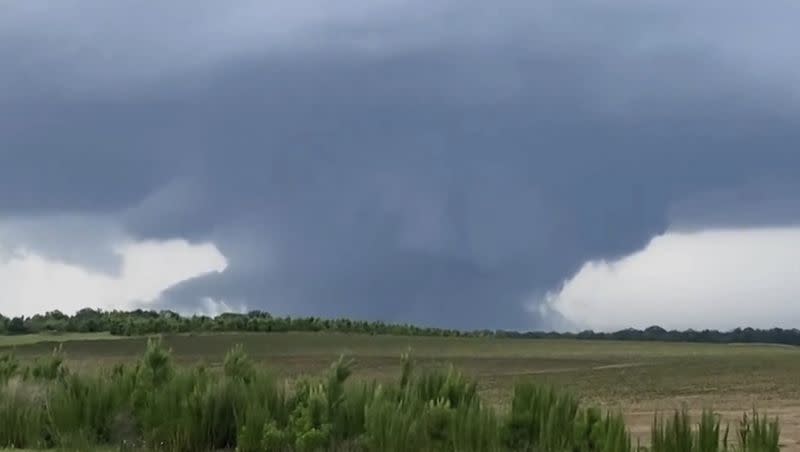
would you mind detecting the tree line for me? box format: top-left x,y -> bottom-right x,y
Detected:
2,308 -> 800,346
0,309 -> 469,338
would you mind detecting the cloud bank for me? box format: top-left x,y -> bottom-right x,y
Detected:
0,234 -> 227,318
2,1 -> 800,328
546,228 -> 800,331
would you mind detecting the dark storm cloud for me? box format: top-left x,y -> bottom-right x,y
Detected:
3,1 -> 800,328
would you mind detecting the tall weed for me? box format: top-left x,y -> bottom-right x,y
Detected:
0,343 -> 784,452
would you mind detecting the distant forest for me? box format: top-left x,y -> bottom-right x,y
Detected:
1,308 -> 800,346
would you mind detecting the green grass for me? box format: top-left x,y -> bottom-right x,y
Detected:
0,338 -> 783,451
6,332 -> 799,399
3,332 -> 799,448
3,333 -> 798,396
0,332 -> 122,347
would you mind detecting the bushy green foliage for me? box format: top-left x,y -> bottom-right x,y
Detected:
224,343 -> 256,383
505,382 -> 581,450
44,372 -> 127,446
28,344 -> 68,381
9,307 -> 800,347
738,410 -> 780,452
451,398 -> 500,452
363,394 -> 424,452
0,378 -> 46,449
3,308 -> 470,339
0,352 -> 18,383
0,344 -> 784,451
650,407 -> 779,452
572,407 -> 632,452
137,337 -> 174,387
412,365 -> 478,409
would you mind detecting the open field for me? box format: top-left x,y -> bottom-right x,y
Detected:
3,332 -> 800,449
0,332 -> 122,347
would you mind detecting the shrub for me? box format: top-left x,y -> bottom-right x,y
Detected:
224,344 -> 255,383
0,343 -> 785,451
0,378 -> 46,449
137,337 -> 174,387
28,344 -> 68,381
0,352 -> 18,383
739,410 -> 780,452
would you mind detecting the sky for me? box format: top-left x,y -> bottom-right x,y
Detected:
2,1 -> 800,331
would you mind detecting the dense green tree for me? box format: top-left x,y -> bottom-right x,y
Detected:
4,307 -> 800,347
7,317 -> 28,334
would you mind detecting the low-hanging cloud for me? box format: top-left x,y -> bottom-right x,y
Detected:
3,1 -> 800,329
545,228 -> 800,332
0,232 -> 228,318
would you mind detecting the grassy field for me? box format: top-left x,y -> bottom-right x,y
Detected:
0,332 -> 122,347
3,332 -> 800,448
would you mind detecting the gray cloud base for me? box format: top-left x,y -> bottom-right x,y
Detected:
2,1 -> 800,328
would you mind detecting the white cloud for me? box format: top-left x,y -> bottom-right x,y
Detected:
0,239 -> 227,318
197,297 -> 247,317
544,228 -> 800,331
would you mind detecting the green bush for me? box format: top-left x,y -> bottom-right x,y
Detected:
0,378 -> 46,449
650,407 -> 779,452
224,343 -> 255,383
738,410 -> 780,452
0,352 -> 18,383
0,344 -> 785,451
28,344 -> 68,381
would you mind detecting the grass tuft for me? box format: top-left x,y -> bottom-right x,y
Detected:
0,343 -> 784,451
